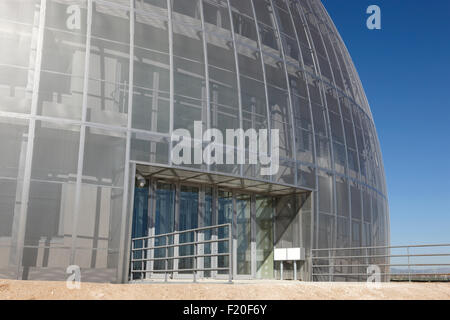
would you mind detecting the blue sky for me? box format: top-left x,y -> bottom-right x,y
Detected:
322,0 -> 450,245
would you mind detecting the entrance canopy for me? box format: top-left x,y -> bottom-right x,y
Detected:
135,164 -> 310,196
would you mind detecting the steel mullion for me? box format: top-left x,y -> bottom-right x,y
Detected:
15,0 -> 47,279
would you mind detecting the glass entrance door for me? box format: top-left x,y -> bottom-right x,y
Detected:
236,193 -> 251,276
131,174 -> 283,280
256,196 -> 274,278
154,182 -> 175,272
217,189 -> 233,275
131,183 -> 149,280
132,185 -> 149,239
178,185 -> 199,273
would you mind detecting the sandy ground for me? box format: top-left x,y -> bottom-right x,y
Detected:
0,279 -> 449,300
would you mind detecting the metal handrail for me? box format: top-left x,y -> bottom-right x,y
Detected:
311,273 -> 450,277
311,243 -> 450,282
313,263 -> 450,268
312,243 -> 450,251
131,237 -> 230,251
311,253 -> 450,260
132,252 -> 230,263
131,223 -> 232,241
130,223 -> 233,283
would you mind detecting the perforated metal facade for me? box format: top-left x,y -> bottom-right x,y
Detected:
0,0 -> 388,282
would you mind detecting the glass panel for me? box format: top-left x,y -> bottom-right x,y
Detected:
274,195 -> 300,253
318,213 -> 334,249
296,127 -> 313,163
41,27 -> 86,77
0,15 -> 35,68
130,131 -> 169,165
173,23 -> 204,62
318,171 -> 333,214
233,12 -> 258,43
23,193 -> 73,271
136,0 -> 168,11
241,76 -> 268,132
315,135 -> 331,169
352,220 -> 361,247
237,44 -> 263,81
203,187 -> 213,277
87,33 -> 130,126
229,0 -> 253,17
38,71 -> 84,120
217,189 -> 232,274
253,0 -> 273,26
0,180 -> 17,243
92,3 -> 130,44
82,127 -> 126,187
132,87 -> 170,133
259,23 -> 279,51
135,11 -> 169,53
40,2 -> 88,119
256,196 -> 273,279
25,121 -> 80,250
350,180 -> 362,220
335,216 -> 350,278
178,185 -> 199,272
173,56 -> 205,100
132,186 -> 149,239
292,94 -> 312,131
173,95 -> 203,136
362,187 -> 372,223
0,7 -> 35,114
0,118 -> 29,179
133,48 -> 170,92
130,184 -> 149,280
172,0 -> 200,21
0,0 -> 38,24
311,103 -> 327,137
76,183 -> 123,251
274,4 -> 294,36
154,182 -> 175,270
236,193 -> 251,275
335,176 -> 349,217
203,0 -> 231,32
264,56 -> 286,88
333,141 -> 346,174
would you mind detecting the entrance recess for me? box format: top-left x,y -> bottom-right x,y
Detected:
129,164 -> 310,281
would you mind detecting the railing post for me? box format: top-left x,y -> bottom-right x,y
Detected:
194,230 -> 198,283
165,235 -> 169,282
280,261 -> 283,280
130,240 -> 134,281
328,249 -> 331,282
407,247 -> 411,283
365,247 -> 369,282
228,223 -> 232,283
141,240 -> 144,280
294,260 -> 297,281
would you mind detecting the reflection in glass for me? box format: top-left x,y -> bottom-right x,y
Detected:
236,193 -> 251,275
217,189 -> 232,274
154,182 -> 175,270
256,196 -> 273,279
131,185 -> 149,279
179,185 -> 199,272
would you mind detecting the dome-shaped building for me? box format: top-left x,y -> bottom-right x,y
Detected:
0,0 -> 388,282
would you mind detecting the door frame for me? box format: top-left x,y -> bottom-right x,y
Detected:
128,175 -> 281,281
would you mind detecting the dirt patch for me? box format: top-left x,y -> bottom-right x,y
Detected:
0,280 -> 449,300
0,284 -> 9,292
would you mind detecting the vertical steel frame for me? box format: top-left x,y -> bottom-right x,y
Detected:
15,0 -> 47,279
